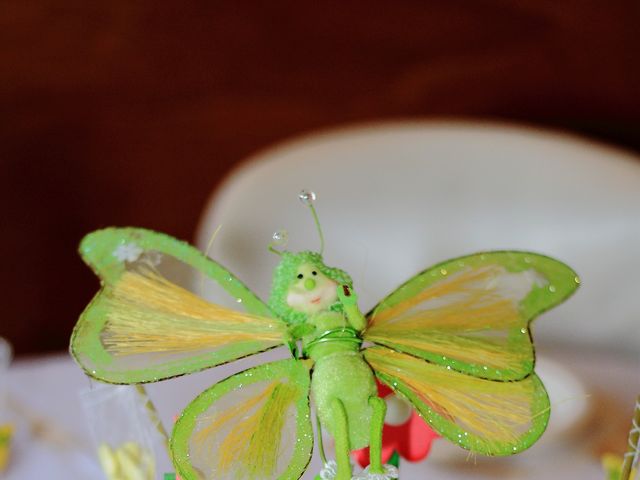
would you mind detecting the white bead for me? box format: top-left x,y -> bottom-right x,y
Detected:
298,190 -> 317,205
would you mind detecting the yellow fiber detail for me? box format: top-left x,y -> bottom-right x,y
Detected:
370,265 -> 513,325
366,266 -> 527,370
101,268 -> 284,355
367,348 -> 542,450
194,381 -> 297,479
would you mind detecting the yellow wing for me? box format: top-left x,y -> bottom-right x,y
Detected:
364,346 -> 550,456
172,359 -> 313,480
364,252 -> 579,380
72,261 -> 288,384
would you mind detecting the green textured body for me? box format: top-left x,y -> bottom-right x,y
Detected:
303,311 -> 376,449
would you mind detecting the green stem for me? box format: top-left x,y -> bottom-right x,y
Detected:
620,395 -> 640,480
134,385 -> 170,455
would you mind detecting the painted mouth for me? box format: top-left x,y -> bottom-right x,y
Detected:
310,296 -> 321,304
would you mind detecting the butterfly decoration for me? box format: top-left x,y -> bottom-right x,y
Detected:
71,191 -> 579,480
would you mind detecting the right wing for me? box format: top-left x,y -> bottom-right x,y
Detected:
364,251 -> 579,381
365,346 -> 550,456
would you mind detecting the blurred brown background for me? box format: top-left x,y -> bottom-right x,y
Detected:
2,1 -> 639,356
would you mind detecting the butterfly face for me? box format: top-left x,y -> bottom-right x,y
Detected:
286,262 -> 338,315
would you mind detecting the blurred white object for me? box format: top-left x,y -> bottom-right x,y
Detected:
80,384 -> 158,480
196,120 -> 640,354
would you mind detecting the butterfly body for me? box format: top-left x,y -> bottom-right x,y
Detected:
302,315 -> 376,451
271,256 -> 383,478
71,226 -> 580,480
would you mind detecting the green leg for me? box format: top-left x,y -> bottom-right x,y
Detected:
316,414 -> 328,465
368,396 -> 387,474
330,398 -> 352,480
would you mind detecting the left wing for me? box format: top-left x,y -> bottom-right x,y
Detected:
365,347 -> 549,456
172,359 -> 313,480
363,251 -> 579,381
71,228 -> 288,384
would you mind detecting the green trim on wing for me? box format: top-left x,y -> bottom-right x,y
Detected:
365,347 -> 550,457
171,359 -> 313,480
365,251 -> 579,380
79,227 -> 271,316
70,227 -> 281,384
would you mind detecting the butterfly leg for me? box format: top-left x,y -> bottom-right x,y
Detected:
330,398 -> 352,480
367,395 -> 387,474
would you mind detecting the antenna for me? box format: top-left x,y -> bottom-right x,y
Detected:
299,190 -> 324,254
268,230 -> 288,256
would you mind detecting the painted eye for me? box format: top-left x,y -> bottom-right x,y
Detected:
312,271 -> 317,276
297,273 -> 304,279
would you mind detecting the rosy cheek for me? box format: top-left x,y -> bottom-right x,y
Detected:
287,290 -> 309,310
324,282 -> 338,302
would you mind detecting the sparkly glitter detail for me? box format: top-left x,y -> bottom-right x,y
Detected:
112,242 -> 143,263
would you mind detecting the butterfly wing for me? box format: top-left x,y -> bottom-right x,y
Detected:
365,346 -> 549,455
364,251 -> 579,380
71,227 -> 287,384
172,359 -> 313,480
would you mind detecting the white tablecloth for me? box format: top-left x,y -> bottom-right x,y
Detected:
4,346 -> 638,479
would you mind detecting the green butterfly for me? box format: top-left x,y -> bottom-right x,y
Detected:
71,198 -> 579,480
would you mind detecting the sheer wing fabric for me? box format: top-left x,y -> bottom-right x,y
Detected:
172,359 -> 313,480
365,347 -> 550,456
71,228 -> 286,383
364,252 -> 579,380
